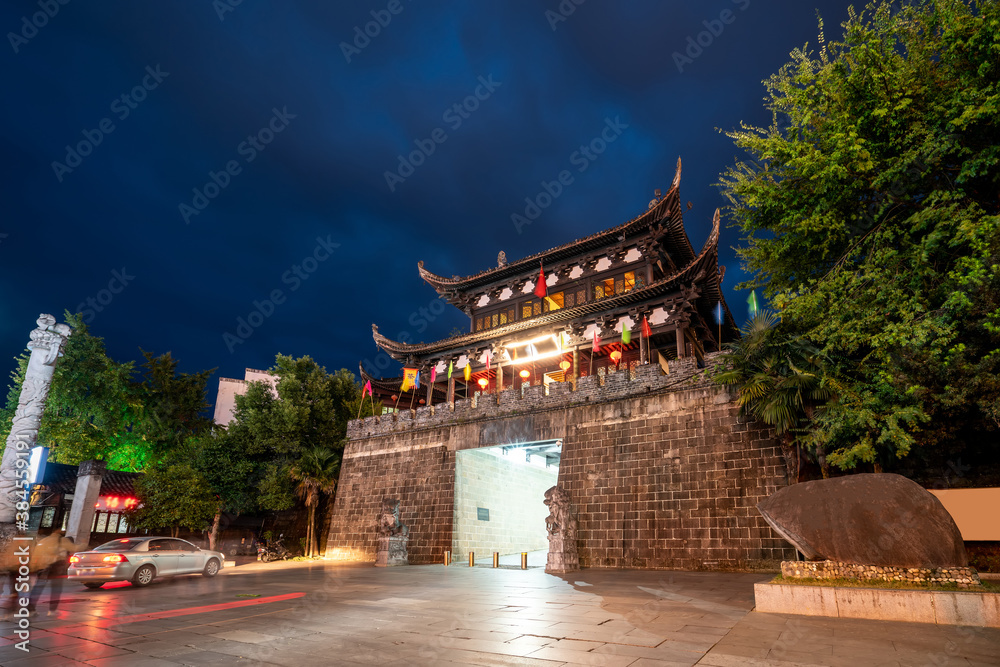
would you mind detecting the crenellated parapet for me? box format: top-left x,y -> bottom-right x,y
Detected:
346,354 -> 723,440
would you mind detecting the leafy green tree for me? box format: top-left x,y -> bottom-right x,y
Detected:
718,0 -> 1000,475
716,312 -> 835,481
124,462 -> 217,538
1,313 -> 140,469
1,314 -> 217,473
289,445 -> 339,557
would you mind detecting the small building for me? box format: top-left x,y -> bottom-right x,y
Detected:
213,368 -> 278,426
28,461 -> 142,544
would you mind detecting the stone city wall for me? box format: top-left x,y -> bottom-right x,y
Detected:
327,355 -> 795,568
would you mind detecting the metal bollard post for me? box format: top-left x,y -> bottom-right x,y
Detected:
492,552 -> 499,568
444,550 -> 451,566
521,552 -> 528,570
469,551 -> 475,567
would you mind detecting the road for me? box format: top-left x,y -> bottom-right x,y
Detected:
1,560 -> 998,666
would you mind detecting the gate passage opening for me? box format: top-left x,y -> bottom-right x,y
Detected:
453,440 -> 562,566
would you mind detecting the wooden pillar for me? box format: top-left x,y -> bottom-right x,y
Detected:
447,376 -> 455,406
496,364 -> 503,399
571,347 -> 579,390
675,325 -> 686,358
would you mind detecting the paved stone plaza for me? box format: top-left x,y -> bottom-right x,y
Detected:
1,561 -> 998,666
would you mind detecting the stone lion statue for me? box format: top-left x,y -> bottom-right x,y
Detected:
376,498 -> 409,537
543,486 -> 576,540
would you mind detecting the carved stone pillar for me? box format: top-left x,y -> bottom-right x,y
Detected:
544,486 -> 579,574
66,460 -> 105,548
0,314 -> 72,528
675,325 -> 687,358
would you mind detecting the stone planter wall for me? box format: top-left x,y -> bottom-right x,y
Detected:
781,560 -> 981,588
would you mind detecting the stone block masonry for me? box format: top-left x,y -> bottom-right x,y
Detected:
327,354 -> 796,568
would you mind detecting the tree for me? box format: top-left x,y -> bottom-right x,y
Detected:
715,312 -> 835,481
289,445 -> 339,557
1,313 -> 217,473
1,313 -> 140,469
718,0 -> 1000,476
124,462 -> 217,538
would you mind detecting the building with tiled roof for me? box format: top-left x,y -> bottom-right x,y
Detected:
364,159 -> 738,409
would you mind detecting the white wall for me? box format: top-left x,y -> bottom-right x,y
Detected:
453,447 -> 557,558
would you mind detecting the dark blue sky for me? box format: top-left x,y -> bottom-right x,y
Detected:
1,0 -> 856,393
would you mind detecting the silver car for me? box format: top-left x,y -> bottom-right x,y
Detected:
68,536 -> 224,588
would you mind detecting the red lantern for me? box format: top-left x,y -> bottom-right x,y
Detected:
609,350 -> 622,365
559,360 -> 571,371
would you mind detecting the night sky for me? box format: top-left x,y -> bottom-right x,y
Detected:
2,0 -> 858,397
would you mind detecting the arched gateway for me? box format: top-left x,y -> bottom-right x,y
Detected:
326,161 -> 794,569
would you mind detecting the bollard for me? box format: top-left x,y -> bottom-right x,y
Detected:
469,551 -> 475,567
521,552 -> 528,570
493,552 -> 499,568
444,550 -> 451,566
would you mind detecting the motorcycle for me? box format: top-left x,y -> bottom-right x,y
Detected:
256,535 -> 291,562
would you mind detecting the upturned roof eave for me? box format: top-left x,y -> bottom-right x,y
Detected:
417,158 -> 691,294
374,208 -> 725,362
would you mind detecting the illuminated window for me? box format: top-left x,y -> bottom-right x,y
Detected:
476,317 -> 483,332
522,302 -> 532,319
544,292 -> 564,312
499,311 -> 507,326
624,271 -> 636,291
492,313 -> 498,327
634,273 -> 644,290
616,278 -> 624,294
565,291 -> 575,308
533,301 -> 542,316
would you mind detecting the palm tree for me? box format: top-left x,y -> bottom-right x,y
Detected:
289,445 -> 340,557
715,311 -> 835,481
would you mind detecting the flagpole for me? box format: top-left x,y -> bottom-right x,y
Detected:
393,387 -> 403,412
370,391 -> 377,417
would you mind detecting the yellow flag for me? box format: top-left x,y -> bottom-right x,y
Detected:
401,368 -> 417,391
463,363 -> 471,382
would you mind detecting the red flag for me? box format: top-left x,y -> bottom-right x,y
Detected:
534,262 -> 547,298
430,367 -> 437,384
593,328 -> 601,353
485,350 -> 491,371
642,316 -> 652,338
362,380 -> 372,398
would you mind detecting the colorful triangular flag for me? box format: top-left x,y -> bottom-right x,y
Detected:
622,324 -> 632,345
485,350 -> 491,371
430,367 -> 437,384
593,328 -> 601,353
464,363 -> 471,382
714,301 -> 724,324
747,290 -> 759,316
641,315 -> 652,338
534,262 -> 547,298
362,380 -> 372,398
447,361 -> 453,379
414,370 -> 421,389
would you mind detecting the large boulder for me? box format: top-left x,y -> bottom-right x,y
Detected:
757,473 -> 967,568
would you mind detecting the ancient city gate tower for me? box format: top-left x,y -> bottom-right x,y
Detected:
326,161 -> 795,568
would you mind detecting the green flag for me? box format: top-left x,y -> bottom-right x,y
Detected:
747,290 -> 759,316
622,325 -> 631,345
447,360 -> 453,379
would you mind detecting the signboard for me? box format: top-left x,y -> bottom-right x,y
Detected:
477,507 -> 490,521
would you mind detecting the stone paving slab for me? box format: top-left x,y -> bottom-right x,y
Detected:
1,563 -> 998,665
